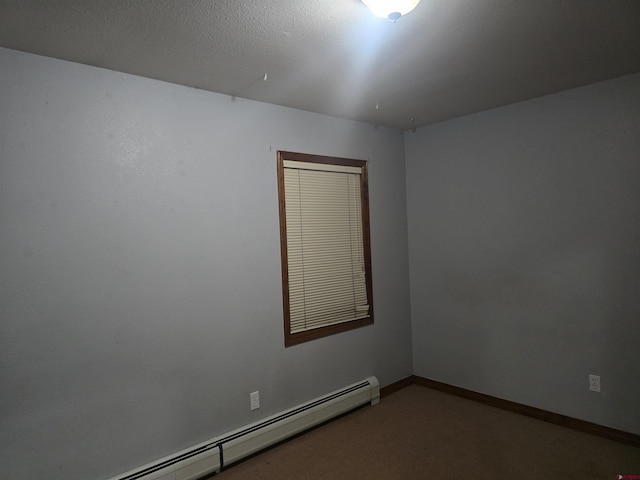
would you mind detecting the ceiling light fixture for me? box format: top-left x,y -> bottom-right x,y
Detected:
362,0 -> 420,21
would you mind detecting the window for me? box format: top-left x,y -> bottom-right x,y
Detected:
277,151 -> 374,347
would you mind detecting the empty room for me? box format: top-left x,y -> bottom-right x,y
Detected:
1,1 -> 639,479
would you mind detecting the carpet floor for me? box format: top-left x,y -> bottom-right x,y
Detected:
216,384 -> 640,479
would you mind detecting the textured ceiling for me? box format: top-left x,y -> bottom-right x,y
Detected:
1,0 -> 639,130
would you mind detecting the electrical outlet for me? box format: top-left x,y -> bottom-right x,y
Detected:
250,391 -> 260,410
589,374 -> 600,392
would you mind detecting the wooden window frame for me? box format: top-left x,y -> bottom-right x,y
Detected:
277,151 -> 374,347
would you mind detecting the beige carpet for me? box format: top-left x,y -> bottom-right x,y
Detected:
216,384 -> 640,479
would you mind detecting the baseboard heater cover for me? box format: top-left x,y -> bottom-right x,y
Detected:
108,376 -> 379,480
109,439 -> 221,480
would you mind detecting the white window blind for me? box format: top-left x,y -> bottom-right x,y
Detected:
283,160 -> 370,334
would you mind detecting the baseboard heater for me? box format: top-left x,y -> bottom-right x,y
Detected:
109,376 -> 379,480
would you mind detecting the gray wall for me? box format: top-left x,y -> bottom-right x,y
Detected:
406,73 -> 640,435
0,47 -> 412,480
